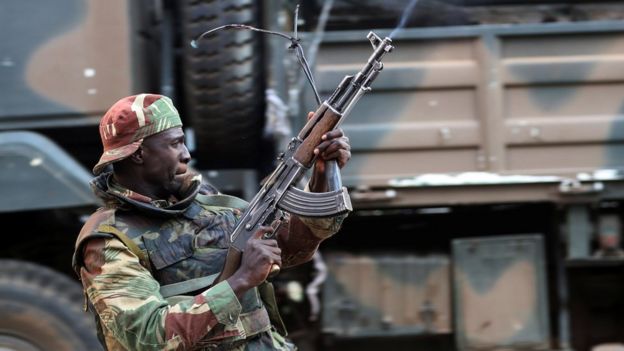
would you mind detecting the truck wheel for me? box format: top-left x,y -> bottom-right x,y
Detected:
180,0 -> 266,169
0,259 -> 101,351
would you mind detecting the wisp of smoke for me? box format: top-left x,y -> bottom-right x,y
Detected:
389,0 -> 420,38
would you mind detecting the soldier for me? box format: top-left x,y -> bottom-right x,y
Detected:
72,93 -> 350,350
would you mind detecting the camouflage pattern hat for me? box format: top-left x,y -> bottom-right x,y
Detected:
93,93 -> 183,175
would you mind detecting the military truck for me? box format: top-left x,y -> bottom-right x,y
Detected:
294,1 -> 624,351
2,0 -> 624,350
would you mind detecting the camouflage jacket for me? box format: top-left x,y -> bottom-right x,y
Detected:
73,173 -> 343,351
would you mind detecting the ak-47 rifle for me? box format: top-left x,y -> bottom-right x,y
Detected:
194,29 -> 394,283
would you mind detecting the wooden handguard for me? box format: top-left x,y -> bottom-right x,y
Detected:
293,104 -> 342,168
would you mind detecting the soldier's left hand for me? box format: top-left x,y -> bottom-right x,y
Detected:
308,111 -> 351,170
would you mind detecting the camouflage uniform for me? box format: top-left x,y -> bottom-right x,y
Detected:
73,172 -> 342,350
72,94 -> 344,350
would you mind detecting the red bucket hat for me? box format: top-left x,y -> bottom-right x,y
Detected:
93,93 -> 183,175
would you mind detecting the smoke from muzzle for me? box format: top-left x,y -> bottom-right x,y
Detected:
389,0 -> 420,38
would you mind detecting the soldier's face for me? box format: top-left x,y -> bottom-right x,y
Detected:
140,127 -> 191,198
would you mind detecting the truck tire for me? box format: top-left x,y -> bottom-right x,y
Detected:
0,259 -> 102,351
180,0 -> 266,169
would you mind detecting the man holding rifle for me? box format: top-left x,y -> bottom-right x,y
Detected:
72,93 -> 350,350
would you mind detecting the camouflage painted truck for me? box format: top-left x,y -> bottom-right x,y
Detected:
2,0 -> 624,350
286,1 -> 624,351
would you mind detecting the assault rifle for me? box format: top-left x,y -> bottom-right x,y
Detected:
215,32 -> 394,283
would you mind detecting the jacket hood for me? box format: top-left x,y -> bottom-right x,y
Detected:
90,172 -> 202,217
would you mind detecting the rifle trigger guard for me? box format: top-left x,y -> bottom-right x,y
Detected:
277,186 -> 352,218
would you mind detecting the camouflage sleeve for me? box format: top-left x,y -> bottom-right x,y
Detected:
80,237 -> 244,350
297,183 -> 347,239
297,214 -> 346,239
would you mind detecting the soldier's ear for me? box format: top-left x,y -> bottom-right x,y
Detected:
129,147 -> 144,164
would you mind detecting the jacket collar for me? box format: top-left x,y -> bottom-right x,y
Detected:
90,172 -> 202,217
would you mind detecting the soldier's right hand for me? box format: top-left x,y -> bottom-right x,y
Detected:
236,226 -> 282,288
